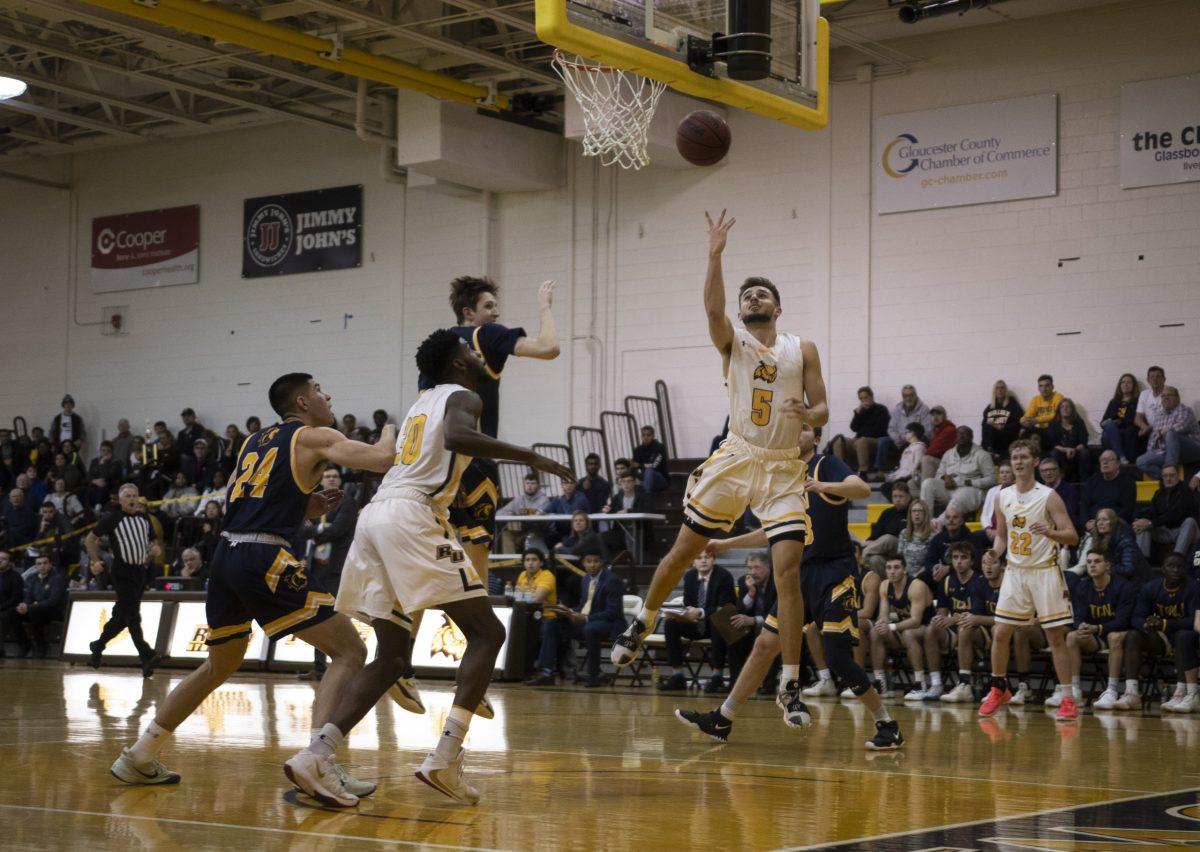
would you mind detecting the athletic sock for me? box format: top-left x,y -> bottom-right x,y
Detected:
307,723 -> 344,758
1107,677 -> 1119,692
434,706 -> 472,761
637,606 -> 657,628
781,664 -> 800,685
129,720 -> 172,768
817,668 -> 831,682
914,670 -> 926,688
930,671 -> 942,687
958,669 -> 971,679
1125,679 -> 1139,695
1188,683 -> 1199,698
1071,675 -> 1081,690
719,696 -> 742,720
871,704 -> 891,723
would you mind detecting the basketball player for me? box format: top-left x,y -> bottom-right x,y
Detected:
676,423 -> 903,750
110,374 -> 396,792
285,329 -> 573,807
611,211 -> 828,727
918,541 -> 983,701
979,439 -> 1080,720
940,553 -> 1006,703
393,276 -> 560,712
871,556 -> 934,698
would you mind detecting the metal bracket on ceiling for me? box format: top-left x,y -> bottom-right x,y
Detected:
320,32 -> 344,62
476,79 -> 498,108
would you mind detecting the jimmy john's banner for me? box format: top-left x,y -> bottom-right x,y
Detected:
1120,74 -> 1200,189
90,204 -> 199,292
874,94 -> 1057,214
242,184 -> 362,278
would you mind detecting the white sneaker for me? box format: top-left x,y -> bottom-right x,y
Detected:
903,686 -> 928,702
1010,684 -> 1032,706
1172,693 -> 1199,714
839,686 -> 857,699
334,763 -> 376,797
416,749 -> 481,805
475,695 -> 496,720
803,678 -> 837,697
1092,688 -> 1119,710
110,748 -> 181,786
940,682 -> 974,703
284,751 -> 359,808
1043,688 -> 1063,708
387,676 -> 426,714
923,683 -> 944,701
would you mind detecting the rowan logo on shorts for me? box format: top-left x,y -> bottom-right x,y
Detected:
430,614 -> 467,662
436,544 -> 466,563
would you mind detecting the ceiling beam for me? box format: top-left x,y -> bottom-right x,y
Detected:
0,98 -> 142,137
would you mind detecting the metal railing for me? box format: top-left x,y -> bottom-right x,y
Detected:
568,425 -> 611,482
600,410 -> 637,469
655,380 -> 678,460
531,442 -> 571,496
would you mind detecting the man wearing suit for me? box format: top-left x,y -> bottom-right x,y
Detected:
602,471 -> 651,555
726,551 -> 776,688
545,542 -> 626,687
657,551 -> 736,692
296,466 -> 359,681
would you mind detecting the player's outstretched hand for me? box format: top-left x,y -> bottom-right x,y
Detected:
307,488 -> 344,518
531,455 -> 576,484
703,539 -> 730,558
538,280 -> 556,310
705,209 -> 735,255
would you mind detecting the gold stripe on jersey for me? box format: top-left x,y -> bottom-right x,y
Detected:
288,425 -> 317,493
262,591 -> 336,637
472,326 -> 502,380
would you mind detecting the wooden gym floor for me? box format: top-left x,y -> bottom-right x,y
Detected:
3,661 -> 1199,850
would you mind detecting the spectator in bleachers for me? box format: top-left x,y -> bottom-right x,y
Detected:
1069,547 -> 1134,710
632,425 -> 669,494
1114,554 -> 1199,711
1080,451 -> 1137,531
500,472 -> 552,553
870,555 -> 933,698
555,510 -> 605,561
6,552 -> 66,657
50,451 -> 83,493
839,386 -> 890,479
897,499 -> 933,578
875,385 -> 931,476
980,462 -> 1014,542
885,423 -> 925,493
195,501 -> 224,562
920,407 -> 957,480
547,480 -> 590,546
176,547 -> 208,584
45,477 -> 84,523
60,439 -> 86,474
161,471 -> 199,522
110,420 -> 134,474
35,501 -> 76,566
522,548 -> 566,685
0,550 -> 23,656
1046,398 -> 1092,482
1132,466 -> 1199,562
369,409 -> 390,443
577,453 -> 610,513
154,431 -> 182,488
184,437 -> 220,491
2,488 -> 37,550
1136,387 -> 1200,480
0,441 -> 16,493
245,415 -> 262,435
920,425 -> 995,521
24,467 -> 47,507
544,543 -> 625,688
219,425 -> 245,477
1091,508 -> 1149,583
1134,366 -> 1167,440
981,379 -> 1024,460
49,394 -> 84,451
340,413 -> 358,437
1019,374 -> 1064,449
920,541 -> 982,701
862,480 -> 911,575
603,471 -> 650,555
656,550 -> 735,693
177,407 -> 205,458
1038,457 -> 1080,533
924,505 -> 984,586
86,441 -> 122,509
727,551 -> 775,689
1101,373 -> 1142,464
127,436 -> 147,480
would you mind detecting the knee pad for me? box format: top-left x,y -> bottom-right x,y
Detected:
823,633 -> 872,696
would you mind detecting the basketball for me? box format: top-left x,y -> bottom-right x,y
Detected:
675,110 -> 731,166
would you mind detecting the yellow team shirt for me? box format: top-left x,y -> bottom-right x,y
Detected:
1024,391 -> 1063,429
516,568 -> 558,619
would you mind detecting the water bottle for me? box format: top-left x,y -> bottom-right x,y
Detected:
504,581 -> 514,599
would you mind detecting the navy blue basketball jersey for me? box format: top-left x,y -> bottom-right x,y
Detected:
1070,575 -> 1134,635
1133,578 -> 1200,634
223,420 -> 315,538
887,576 -> 932,624
937,571 -> 983,615
417,322 -> 524,438
973,578 -> 1003,617
803,453 -> 855,563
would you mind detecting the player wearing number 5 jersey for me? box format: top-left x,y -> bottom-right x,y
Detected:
611,210 -> 829,730
979,439 -> 1080,721
110,373 -> 398,796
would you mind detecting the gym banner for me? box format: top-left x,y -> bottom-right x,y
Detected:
1120,74 -> 1200,189
90,204 -> 199,292
874,94 -> 1058,214
242,184 -> 362,278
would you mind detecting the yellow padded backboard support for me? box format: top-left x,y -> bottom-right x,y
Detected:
536,0 -> 829,130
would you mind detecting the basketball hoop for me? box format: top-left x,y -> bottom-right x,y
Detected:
553,50 -> 666,170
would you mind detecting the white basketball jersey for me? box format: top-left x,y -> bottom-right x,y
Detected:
375,383 -> 473,511
726,327 -> 807,451
998,482 -> 1058,569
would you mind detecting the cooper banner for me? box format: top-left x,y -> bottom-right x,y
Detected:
1120,73 -> 1200,189
242,184 -> 362,278
90,205 -> 199,292
874,94 -> 1058,214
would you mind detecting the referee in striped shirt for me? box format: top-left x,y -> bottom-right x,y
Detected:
86,483 -> 162,676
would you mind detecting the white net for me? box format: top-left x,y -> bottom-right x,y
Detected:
553,50 -> 667,170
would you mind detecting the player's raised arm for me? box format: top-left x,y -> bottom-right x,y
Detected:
512,280 -> 561,360
443,390 -> 574,482
301,425 -> 397,474
704,210 -> 736,356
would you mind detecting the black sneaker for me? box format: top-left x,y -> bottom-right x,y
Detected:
610,618 -> 649,669
675,708 -> 733,743
656,672 -> 688,691
776,679 -> 812,728
866,719 -> 904,751
525,671 -> 556,686
141,654 -> 162,678
88,640 -> 103,670
703,675 -> 727,694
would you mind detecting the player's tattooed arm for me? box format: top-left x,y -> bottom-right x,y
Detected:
301,425 -> 397,474
703,210 -> 736,357
513,280 -> 561,360
444,391 -> 575,482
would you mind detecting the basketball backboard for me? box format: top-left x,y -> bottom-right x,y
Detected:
536,0 -> 828,129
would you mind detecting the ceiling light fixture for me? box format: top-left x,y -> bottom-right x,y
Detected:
0,74 -> 27,100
